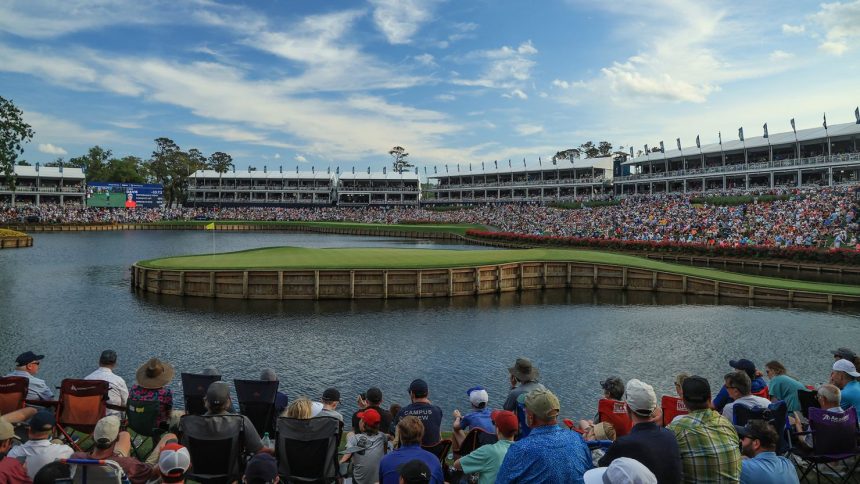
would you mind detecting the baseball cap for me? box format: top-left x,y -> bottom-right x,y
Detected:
408,379 -> 428,397
244,453 -> 278,484
357,408 -> 381,427
833,348 -> 857,360
467,386 -> 489,406
30,410 -> 56,432
206,381 -> 230,406
399,459 -> 431,484
833,359 -> 860,377
625,379 -> 657,417
491,410 -> 518,435
734,421 -> 778,448
729,359 -> 756,378
0,418 -> 16,440
94,416 -> 121,447
366,387 -> 383,403
322,388 -> 341,402
158,443 -> 191,478
583,457 -> 657,484
681,376 -> 711,403
15,351 -> 44,366
99,350 -> 117,365
525,388 -> 560,420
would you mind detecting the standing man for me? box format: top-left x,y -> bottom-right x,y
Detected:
352,387 -> 392,436
503,358 -> 544,412
85,350 -> 129,417
496,388 -> 592,483
830,359 -> 860,410
6,351 -> 53,401
317,388 -> 344,423
736,421 -> 799,484
394,380 -> 442,446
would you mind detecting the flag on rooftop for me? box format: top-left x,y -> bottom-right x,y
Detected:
718,131 -> 722,145
644,144 -> 649,154
629,146 -> 634,157
791,118 -> 796,133
696,135 -> 701,148
539,157 -> 542,166
823,112 -> 828,130
434,166 -> 437,174
676,138 -> 681,151
659,141 -> 665,153
738,127 -> 744,142
763,123 -> 769,138
383,166 -> 386,174
482,161 -> 485,171
855,107 -> 860,124
494,160 -> 498,169
523,158 -> 526,167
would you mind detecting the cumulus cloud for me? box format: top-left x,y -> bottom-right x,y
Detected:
369,0 -> 438,44
769,50 -> 794,61
435,93 -> 456,101
38,143 -> 67,155
452,40 -> 538,90
515,124 -> 543,136
811,0 -> 860,56
505,89 -> 528,100
552,79 -> 570,89
295,154 -> 308,163
819,40 -> 848,55
414,53 -> 436,66
601,61 -> 717,103
781,23 -> 806,35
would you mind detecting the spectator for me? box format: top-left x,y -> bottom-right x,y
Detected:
0,418 -> 29,484
452,386 -> 494,451
583,457 -> 657,484
793,384 -> 843,448
668,376 -> 741,483
600,377 -> 625,402
763,360 -> 806,413
674,373 -> 690,398
259,369 -> 288,416
5,352 -> 53,401
379,416 -> 443,484
721,371 -> 771,424
352,387 -> 392,436
398,459 -> 432,484
157,443 -> 191,484
7,411 -> 73,479
452,409 -> 517,484
830,359 -> 860,410
503,358 -> 545,412
394,380 -> 442,446
388,404 -> 402,435
735,420 -> 799,484
129,358 -> 175,430
713,359 -> 768,413
285,397 -> 314,419
0,407 -> 37,425
340,408 -> 386,484
183,381 -> 264,455
317,388 -> 344,423
84,350 -> 129,418
243,453 -> 279,484
496,388 -> 593,483
597,379 -> 681,483
832,347 -> 857,364
32,462 -> 70,484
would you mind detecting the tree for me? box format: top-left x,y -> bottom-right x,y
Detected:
69,146 -> 112,181
597,141 -> 613,156
16,160 -> 31,166
207,151 -> 233,174
389,146 -> 413,173
144,137 -> 181,204
579,141 -> 600,158
44,157 -> 65,167
104,156 -> 145,183
552,148 -> 580,163
0,96 -> 35,188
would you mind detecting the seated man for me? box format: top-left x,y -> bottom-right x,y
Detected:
792,384 -> 843,448
316,388 -> 344,423
451,386 -> 494,451
5,352 -> 53,401
394,380 -> 442,446
180,382 -> 266,455
0,418 -> 28,483
378,416 -> 443,484
244,453 -> 279,484
157,443 -> 191,484
84,350 -> 129,418
259,369 -> 288,416
452,410 -> 517,484
830,359 -> 860,410
736,420 -> 799,484
6,411 -> 73,479
503,358 -> 545,413
713,359 -> 767,413
721,371 -> 771,424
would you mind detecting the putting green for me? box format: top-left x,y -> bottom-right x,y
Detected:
138,246 -> 860,296
150,220 -> 486,236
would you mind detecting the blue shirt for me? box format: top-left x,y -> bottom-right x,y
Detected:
395,402 -> 443,446
496,424 -> 592,484
378,444 -> 444,484
840,380 -> 860,411
740,452 -> 799,484
5,370 -> 53,401
461,408 -> 495,434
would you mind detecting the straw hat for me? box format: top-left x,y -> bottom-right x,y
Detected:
135,358 -> 175,389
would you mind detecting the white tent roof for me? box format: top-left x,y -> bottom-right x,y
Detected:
13,165 -> 85,179
428,156 -> 614,179
191,169 -> 335,181
338,171 -> 419,181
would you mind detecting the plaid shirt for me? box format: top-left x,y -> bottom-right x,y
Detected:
668,408 -> 741,483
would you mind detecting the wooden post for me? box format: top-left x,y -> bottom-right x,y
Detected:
350,270 -> 355,298
416,270 -> 422,298
243,271 -> 249,298
651,271 -> 657,290
209,272 -> 215,297
519,264 -> 524,290
682,275 -> 688,293
593,265 -> 598,288
566,263 -> 572,287
178,272 -> 185,296
542,263 -> 547,289
448,269 -> 454,296
155,270 -> 161,293
314,270 -> 320,300
474,267 -> 481,294
496,266 -> 502,293
714,281 -> 720,297
278,271 -> 284,299
383,271 -> 388,299
622,267 -> 628,288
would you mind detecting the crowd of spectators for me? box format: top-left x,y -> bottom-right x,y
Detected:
4,347 -> 860,483
2,185 -> 858,249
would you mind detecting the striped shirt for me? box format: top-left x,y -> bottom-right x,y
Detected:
668,408 -> 741,483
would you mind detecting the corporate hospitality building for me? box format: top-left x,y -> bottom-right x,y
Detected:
0,165 -> 86,205
186,169 -> 336,206
336,171 -> 420,206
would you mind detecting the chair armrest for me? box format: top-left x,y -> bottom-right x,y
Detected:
25,399 -> 59,408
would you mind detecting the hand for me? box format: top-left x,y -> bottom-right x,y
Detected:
357,395 -> 367,409
453,409 -> 461,419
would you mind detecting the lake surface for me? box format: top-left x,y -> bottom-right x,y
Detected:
1,231 -> 859,428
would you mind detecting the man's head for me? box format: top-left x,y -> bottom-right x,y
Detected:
600,376 -> 625,401
158,443 -> 191,483
396,416 -> 424,446
681,376 -> 711,411
15,351 -> 44,375
94,415 -> 121,449
398,459 -> 431,484
0,418 -> 17,454
205,381 -> 231,414
625,379 -> 657,421
357,408 -> 381,433
736,420 -> 779,458
99,350 -> 118,368
524,388 -> 560,427
408,379 -> 429,401
817,383 -> 841,409
729,359 -> 757,380
833,347 -> 857,362
33,462 -> 71,484
508,358 -> 540,384
830,359 -> 860,389
366,387 -> 383,405
243,453 -> 279,484
467,386 -> 489,410
28,410 -> 55,439
724,370 -> 752,399
322,388 -> 340,409
260,369 -> 279,381
491,410 -> 518,440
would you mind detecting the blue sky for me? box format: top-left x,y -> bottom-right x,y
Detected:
1,0 -> 859,172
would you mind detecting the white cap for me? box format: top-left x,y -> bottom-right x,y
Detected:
94,416 -> 121,446
583,457 -> 657,484
625,379 -> 657,417
311,401 -> 324,417
468,388 -> 489,406
158,443 -> 191,478
833,359 -> 860,378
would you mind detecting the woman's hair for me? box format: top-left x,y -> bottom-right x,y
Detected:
395,416 -> 424,446
765,360 -> 787,376
674,372 -> 690,389
285,397 -> 313,419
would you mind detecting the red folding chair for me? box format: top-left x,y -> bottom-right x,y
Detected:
597,399 -> 632,437
54,379 -> 111,451
0,376 -> 29,415
661,395 -> 688,426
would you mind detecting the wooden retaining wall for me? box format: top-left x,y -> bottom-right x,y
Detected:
646,254 -> 860,279
131,262 -> 860,306
0,236 -> 33,249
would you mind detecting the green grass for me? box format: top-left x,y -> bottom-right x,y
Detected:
137,246 -> 860,296
148,220 -> 485,236
0,228 -> 27,237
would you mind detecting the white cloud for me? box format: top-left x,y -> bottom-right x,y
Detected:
415,53 -> 436,66
601,61 -> 717,103
435,94 -> 456,101
274,153 -> 281,159
552,79 -> 570,89
504,89 -> 528,100
819,40 -> 848,55
369,0 -> 438,44
769,50 -> 794,61
295,154 -> 308,163
107,120 -> 143,130
38,143 -> 67,155
26,111 -> 120,147
812,0 -> 860,56
781,23 -> 806,35
452,41 -> 538,90
515,124 -> 543,136
539,92 -> 548,98
184,124 -> 297,149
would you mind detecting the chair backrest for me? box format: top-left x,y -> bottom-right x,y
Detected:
0,376 -> 29,415
421,439 -> 452,465
660,395 -> 688,427
180,373 -> 221,416
797,389 -> 820,419
457,428 -> 497,456
126,399 -> 162,437
65,458 -> 126,484
277,416 -> 341,483
180,414 -> 245,484
58,379 -> 109,432
598,399 -> 632,437
233,379 -> 278,436
808,407 -> 859,458
751,386 -> 770,399
733,400 -> 790,454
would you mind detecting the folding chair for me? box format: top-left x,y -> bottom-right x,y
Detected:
62,458 -> 127,484
54,379 -> 110,451
660,395 -> 688,426
0,376 -> 29,415
277,416 -> 341,483
455,428 -> 497,457
421,439 -> 452,465
180,373 -> 221,416
797,389 -> 820,419
733,400 -> 790,455
180,414 -> 246,484
234,379 -> 278,437
597,399 -> 632,437
790,407 -> 860,483
126,398 -> 165,461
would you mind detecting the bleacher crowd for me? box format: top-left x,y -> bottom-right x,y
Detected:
3,347 -> 860,483
2,186 -> 858,249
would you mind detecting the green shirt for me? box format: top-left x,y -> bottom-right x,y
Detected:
669,408 -> 741,483
459,439 -> 512,484
768,374 -> 806,413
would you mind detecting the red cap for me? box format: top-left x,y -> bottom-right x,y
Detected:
357,408 -> 381,427
491,410 -> 518,435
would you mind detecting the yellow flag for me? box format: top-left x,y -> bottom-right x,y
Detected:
204,222 -> 215,230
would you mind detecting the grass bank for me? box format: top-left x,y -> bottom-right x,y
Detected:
0,228 -> 27,237
150,220 -> 485,236
137,246 -> 860,296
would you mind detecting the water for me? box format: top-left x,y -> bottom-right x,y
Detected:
1,231 -> 859,429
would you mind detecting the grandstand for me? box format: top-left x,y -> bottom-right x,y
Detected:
427,157 -> 614,204
616,121 -> 860,195
186,169 -> 335,206
336,171 -> 420,206
0,164 -> 85,206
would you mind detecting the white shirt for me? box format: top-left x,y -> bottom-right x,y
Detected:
5,370 -> 54,401
722,394 -> 772,424
7,439 -> 74,479
84,366 -> 129,417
